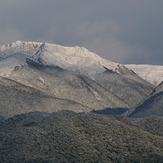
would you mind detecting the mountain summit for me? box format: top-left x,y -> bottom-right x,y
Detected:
0,40 -> 131,78
0,41 -> 154,109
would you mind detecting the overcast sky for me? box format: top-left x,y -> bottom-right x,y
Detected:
0,0 -> 163,65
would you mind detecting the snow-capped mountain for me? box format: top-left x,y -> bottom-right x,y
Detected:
125,64 -> 163,85
9,64 -> 130,110
0,40 -> 130,78
0,41 -> 154,109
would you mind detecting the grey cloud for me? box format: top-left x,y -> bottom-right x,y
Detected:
0,0 -> 163,65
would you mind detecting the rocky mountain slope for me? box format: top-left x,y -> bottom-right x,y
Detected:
151,81 -> 163,95
127,91 -> 163,118
7,61 -> 129,110
0,41 -> 154,108
94,67 -> 153,107
0,76 -> 92,121
1,111 -> 163,163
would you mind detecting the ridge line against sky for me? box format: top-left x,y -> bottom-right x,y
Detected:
0,0 -> 163,65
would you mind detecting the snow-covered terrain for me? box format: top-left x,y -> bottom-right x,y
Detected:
0,41 -> 155,109
0,41 -> 126,78
125,64 -> 163,85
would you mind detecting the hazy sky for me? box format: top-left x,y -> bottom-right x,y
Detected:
0,0 -> 163,65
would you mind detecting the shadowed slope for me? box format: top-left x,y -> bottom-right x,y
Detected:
127,91 -> 163,118
151,81 -> 163,95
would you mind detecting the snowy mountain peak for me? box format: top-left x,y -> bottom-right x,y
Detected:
0,41 -> 131,78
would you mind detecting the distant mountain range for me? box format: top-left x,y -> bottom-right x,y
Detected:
125,64 -> 163,85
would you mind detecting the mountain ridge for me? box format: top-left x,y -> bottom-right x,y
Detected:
0,41 -> 154,109
0,40 -> 133,78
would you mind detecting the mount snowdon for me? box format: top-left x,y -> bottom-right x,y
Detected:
0,41 -> 154,117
